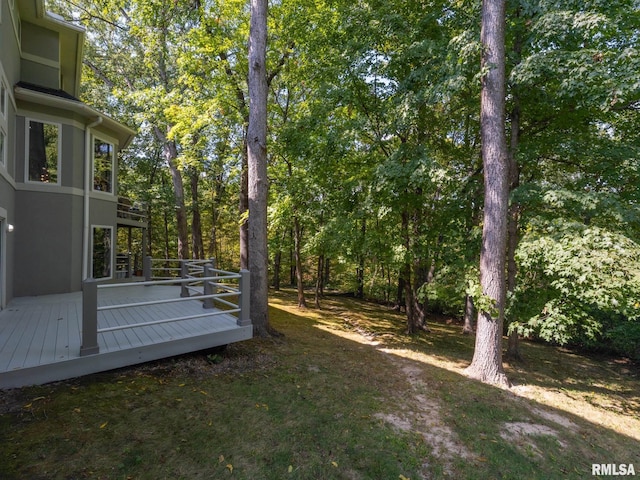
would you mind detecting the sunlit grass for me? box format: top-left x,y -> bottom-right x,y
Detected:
0,289 -> 638,479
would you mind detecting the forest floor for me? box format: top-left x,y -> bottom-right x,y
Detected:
0,289 -> 638,479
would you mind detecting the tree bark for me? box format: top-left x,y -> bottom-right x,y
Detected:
465,0 -> 510,387
314,254 -> 324,309
273,248 -> 282,290
293,215 -> 307,308
247,0 -> 272,336
239,139 -> 249,270
463,294 -> 476,334
356,218 -> 366,299
165,141 -> 189,260
189,168 -> 204,259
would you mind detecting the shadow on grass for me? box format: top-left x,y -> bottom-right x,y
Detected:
0,289 -> 638,480
270,289 -> 640,477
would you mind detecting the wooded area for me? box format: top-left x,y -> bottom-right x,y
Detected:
52,0 -> 640,379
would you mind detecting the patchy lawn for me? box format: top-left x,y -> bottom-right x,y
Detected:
1,290 -> 638,479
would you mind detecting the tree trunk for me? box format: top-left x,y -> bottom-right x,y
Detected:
356,218 -> 366,298
394,275 -> 405,312
273,248 -> 282,290
505,27 -> 524,362
239,140 -> 249,270
293,215 -> 307,308
401,211 -> 421,334
465,0 -> 510,387
189,169 -> 204,259
324,257 -> 330,289
463,294 -> 476,334
164,142 -> 189,260
314,254 -> 324,309
247,0 -> 272,336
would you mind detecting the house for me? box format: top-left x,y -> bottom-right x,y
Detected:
0,0 -> 140,307
0,0 -> 252,389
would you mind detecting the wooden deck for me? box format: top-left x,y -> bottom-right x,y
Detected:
0,285 -> 252,389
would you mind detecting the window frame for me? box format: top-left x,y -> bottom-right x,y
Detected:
92,135 -> 115,194
0,75 -> 7,168
91,225 -> 113,280
25,118 -> 62,185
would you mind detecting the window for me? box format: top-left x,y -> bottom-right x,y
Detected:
0,78 -> 6,167
27,120 -> 60,183
92,226 -> 112,279
0,80 -> 6,120
93,138 -> 114,193
0,129 -> 5,167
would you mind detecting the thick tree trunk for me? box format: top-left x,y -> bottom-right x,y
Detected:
239,140 -> 249,270
293,215 -> 307,308
247,0 -> 272,336
465,0 -> 510,387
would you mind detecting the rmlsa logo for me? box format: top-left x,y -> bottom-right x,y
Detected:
592,464 -> 636,476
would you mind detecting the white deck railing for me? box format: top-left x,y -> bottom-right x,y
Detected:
80,259 -> 250,356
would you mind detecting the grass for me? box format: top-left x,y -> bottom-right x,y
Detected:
0,289 -> 638,479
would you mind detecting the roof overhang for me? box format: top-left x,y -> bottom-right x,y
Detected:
15,85 -> 137,149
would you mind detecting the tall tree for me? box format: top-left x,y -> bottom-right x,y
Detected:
248,0 -> 271,335
465,0 -> 510,386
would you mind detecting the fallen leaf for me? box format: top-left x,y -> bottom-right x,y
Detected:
331,461 -> 338,468
226,463 -> 233,473
219,455 -> 225,464
399,475 -> 411,480
288,465 -> 293,473
100,421 -> 108,429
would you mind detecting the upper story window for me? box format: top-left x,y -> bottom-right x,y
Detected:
0,129 -> 5,168
93,137 -> 114,193
27,119 -> 61,184
0,79 -> 7,120
0,78 -> 6,167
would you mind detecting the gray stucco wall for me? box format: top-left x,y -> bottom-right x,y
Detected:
14,190 -> 83,296
20,22 -> 60,90
0,175 -> 15,303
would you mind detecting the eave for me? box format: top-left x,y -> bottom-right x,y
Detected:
15,85 -> 137,149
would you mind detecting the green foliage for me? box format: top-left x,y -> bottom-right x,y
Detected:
510,220 -> 640,349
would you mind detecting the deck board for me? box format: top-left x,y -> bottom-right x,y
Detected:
0,285 -> 252,389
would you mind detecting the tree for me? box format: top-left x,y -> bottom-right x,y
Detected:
247,0 -> 271,336
464,0 -> 510,386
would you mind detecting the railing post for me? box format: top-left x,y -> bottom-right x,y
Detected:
80,279 -> 100,356
143,255 -> 152,281
238,269 -> 251,326
203,263 -> 215,309
180,260 -> 189,297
